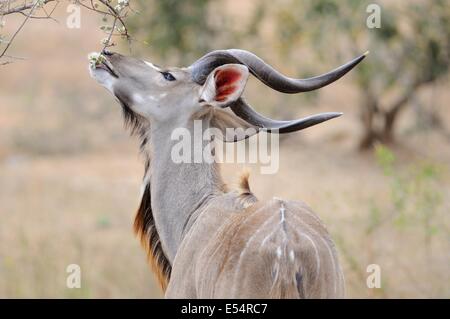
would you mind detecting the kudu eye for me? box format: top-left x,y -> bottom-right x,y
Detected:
161,71 -> 176,81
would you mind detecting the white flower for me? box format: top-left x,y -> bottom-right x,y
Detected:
118,0 -> 129,6
88,52 -> 105,68
34,0 -> 46,7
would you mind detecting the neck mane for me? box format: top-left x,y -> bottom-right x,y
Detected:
132,112 -> 227,291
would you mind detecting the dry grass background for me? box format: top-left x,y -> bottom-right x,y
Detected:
0,4 -> 449,298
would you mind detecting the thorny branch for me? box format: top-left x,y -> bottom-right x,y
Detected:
0,0 -> 133,65
76,0 -> 132,51
0,0 -> 56,15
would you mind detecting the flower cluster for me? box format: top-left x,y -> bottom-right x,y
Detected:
115,0 -> 129,12
88,52 -> 105,68
34,0 -> 46,8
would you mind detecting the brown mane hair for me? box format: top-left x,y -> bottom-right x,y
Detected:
133,182 -> 172,291
119,97 -> 172,291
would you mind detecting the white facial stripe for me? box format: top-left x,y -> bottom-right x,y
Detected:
133,93 -> 145,104
144,61 -> 161,71
147,93 -> 167,102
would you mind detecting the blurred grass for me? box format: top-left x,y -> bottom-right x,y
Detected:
0,2 -> 449,298
0,154 -> 163,298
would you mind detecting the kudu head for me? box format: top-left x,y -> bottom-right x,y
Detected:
89,49 -> 367,140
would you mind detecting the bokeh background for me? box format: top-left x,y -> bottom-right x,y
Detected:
0,0 -> 449,298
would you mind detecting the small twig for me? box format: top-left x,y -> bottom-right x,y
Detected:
76,1 -> 111,17
3,53 -> 26,60
0,0 -> 56,16
0,0 -> 135,66
74,0 -> 132,50
0,0 -> 61,63
102,16 -> 118,50
0,1 -> 40,59
15,10 -> 59,22
99,0 -> 131,42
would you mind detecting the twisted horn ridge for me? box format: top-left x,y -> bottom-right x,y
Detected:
190,49 -> 367,134
231,98 -> 343,134
190,49 -> 368,93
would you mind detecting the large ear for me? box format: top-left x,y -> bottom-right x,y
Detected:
199,64 -> 249,108
210,108 -> 259,142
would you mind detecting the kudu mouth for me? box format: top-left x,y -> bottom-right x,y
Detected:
89,50 -> 118,78
98,57 -> 118,78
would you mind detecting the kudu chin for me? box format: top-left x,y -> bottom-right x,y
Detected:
89,48 -> 367,298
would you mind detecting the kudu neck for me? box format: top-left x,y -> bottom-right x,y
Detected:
147,116 -> 225,262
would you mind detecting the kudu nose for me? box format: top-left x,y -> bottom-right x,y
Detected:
102,49 -> 114,56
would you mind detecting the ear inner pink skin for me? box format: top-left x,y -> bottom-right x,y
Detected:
214,68 -> 241,102
216,85 -> 237,102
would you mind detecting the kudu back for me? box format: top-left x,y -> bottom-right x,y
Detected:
89,48 -> 367,298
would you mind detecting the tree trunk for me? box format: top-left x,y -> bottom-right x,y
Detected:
359,110 -> 397,150
358,92 -> 380,150
381,110 -> 396,144
359,127 -> 379,150
358,87 -> 414,150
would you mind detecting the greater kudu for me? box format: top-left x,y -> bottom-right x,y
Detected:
89,49 -> 367,298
